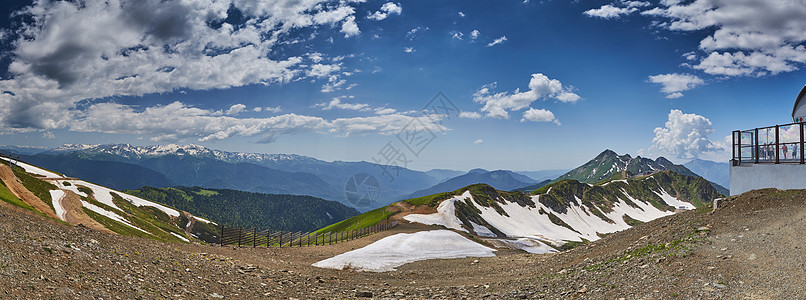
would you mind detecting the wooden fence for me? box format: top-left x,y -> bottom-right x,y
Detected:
219,220 -> 399,247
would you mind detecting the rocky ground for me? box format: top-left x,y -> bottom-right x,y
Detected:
1,188 -> 804,299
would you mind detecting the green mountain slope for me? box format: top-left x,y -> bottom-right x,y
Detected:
125,186 -> 360,232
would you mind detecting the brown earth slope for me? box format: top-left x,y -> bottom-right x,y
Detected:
0,188 -> 804,299
0,164 -> 59,220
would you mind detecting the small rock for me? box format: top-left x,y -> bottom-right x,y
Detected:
577,287 -> 588,293
355,291 -> 373,298
714,283 -> 728,289
209,293 -> 224,298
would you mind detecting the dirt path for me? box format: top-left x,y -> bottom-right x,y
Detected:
0,164 -> 59,220
58,190 -> 113,234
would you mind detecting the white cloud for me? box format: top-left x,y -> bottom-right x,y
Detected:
367,2 -> 402,21
406,27 -> 428,40
451,31 -> 464,40
584,1 -> 649,19
307,63 -> 342,78
647,73 -> 704,98
404,47 -> 415,53
341,16 -> 360,37
459,111 -> 482,119
473,139 -> 483,144
0,0 -> 369,133
641,1 -> 806,77
473,73 -> 580,119
487,36 -> 507,47
470,30 -> 480,40
68,101 -> 439,142
225,104 -> 247,115
315,97 -> 369,111
374,108 -> 397,115
649,109 -> 725,159
458,12 -> 466,18
521,108 -> 560,125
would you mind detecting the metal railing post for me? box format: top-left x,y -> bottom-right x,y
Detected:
776,125 -> 780,164
754,128 -> 759,163
801,123 -> 804,164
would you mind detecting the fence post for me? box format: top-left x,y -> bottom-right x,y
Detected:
237,227 -> 242,247
220,224 -> 224,246
253,228 -> 257,247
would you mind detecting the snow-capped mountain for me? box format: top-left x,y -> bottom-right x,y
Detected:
50,143 -> 314,163
555,149 -> 698,184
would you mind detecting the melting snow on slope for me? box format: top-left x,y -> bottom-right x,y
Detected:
470,221 -> 496,237
403,192 -> 470,232
656,189 -> 695,210
312,230 -> 496,272
49,189 -> 66,221
170,232 -> 190,242
0,157 -> 63,178
62,180 -> 180,218
81,200 -> 151,235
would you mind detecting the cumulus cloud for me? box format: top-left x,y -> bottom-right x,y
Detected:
367,2 -> 402,21
404,47 -> 415,53
487,36 -> 508,47
225,104 -> 247,115
473,139 -> 483,144
648,109 -> 725,159
641,1 -> 806,77
451,31 -> 464,40
473,73 -> 580,119
521,108 -> 560,125
647,73 -> 705,98
0,0 -> 368,133
584,1 -> 649,19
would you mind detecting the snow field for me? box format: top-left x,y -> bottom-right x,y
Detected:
402,191 -> 470,232
49,190 -> 67,221
81,200 -> 151,235
312,230 -> 496,272
0,157 -> 63,178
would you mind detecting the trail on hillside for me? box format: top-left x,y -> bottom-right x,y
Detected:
0,164 -> 59,219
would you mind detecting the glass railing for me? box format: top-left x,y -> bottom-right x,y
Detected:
732,122 -> 806,165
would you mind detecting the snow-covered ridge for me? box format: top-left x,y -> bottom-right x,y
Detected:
49,143 -> 317,163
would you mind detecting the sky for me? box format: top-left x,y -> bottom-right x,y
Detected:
1,0 -> 805,172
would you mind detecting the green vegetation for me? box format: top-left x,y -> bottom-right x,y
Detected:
314,205 -> 393,234
11,165 -> 57,212
191,189 -> 219,196
62,181 -> 71,186
405,192 -> 453,206
125,186 -> 358,232
559,238 -> 589,251
82,207 -> 154,240
0,180 -> 44,216
77,186 -> 93,196
110,193 -> 189,243
622,214 -> 643,226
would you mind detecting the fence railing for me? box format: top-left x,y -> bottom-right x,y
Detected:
733,122 -> 806,165
219,220 -> 399,247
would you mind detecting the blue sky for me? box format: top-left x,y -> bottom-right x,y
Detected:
1,0 -> 805,171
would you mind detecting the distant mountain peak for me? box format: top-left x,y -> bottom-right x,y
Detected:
468,168 -> 489,174
556,149 -> 698,184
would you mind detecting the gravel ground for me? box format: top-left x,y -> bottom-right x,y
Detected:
0,188 -> 804,299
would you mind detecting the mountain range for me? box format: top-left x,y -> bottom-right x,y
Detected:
407,168 -> 538,199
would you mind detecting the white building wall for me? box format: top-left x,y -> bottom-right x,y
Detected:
730,164 -> 806,195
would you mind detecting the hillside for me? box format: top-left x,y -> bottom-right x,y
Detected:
11,143 -> 443,210
407,169 -> 537,199
125,186 -> 359,232
318,170 -> 721,252
3,174 -> 798,298
0,156 -> 218,244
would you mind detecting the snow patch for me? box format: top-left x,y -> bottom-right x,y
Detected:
49,190 -> 66,221
171,232 -> 190,242
403,192 -> 470,232
470,221 -> 496,237
81,200 -> 151,235
655,189 -> 695,210
312,230 -> 496,272
0,157 -> 62,178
